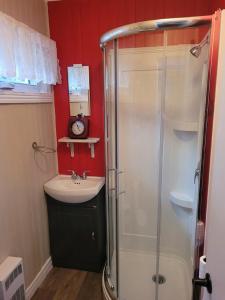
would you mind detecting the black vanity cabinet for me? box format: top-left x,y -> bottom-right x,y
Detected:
46,187 -> 106,272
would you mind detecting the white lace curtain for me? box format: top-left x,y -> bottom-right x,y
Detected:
0,11 -> 59,85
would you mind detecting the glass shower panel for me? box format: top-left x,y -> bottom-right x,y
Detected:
158,26 -> 210,300
117,32 -> 165,300
105,40 -> 118,296
102,17 -> 212,300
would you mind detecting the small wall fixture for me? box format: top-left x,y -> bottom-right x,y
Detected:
169,191 -> 193,210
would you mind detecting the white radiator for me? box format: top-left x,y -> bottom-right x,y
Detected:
0,257 -> 25,300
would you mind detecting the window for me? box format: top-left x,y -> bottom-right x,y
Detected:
0,77 -> 51,94
0,11 -> 60,103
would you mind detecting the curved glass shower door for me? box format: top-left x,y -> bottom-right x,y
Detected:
104,21 -> 211,300
104,40 -> 118,297
117,31 -> 165,300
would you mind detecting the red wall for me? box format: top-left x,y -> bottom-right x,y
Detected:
48,0 -> 213,176
211,0 -> 225,11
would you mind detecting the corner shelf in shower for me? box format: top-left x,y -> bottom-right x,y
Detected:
169,191 -> 193,210
170,120 -> 198,132
58,137 -> 100,158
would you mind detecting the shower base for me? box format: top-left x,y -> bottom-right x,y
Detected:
103,250 -> 191,300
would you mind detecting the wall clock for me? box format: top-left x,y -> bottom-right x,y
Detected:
68,114 -> 89,139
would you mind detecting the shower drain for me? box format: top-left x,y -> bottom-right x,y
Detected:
152,274 -> 166,284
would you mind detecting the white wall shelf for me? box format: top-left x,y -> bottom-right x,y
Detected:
170,120 -> 198,132
58,137 -> 100,158
169,191 -> 193,210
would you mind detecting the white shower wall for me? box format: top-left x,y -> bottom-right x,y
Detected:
160,45 -> 209,261
116,44 -> 209,299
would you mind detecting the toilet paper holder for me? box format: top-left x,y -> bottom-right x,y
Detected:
192,273 -> 212,294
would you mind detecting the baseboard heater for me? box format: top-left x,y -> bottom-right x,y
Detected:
0,257 -> 25,300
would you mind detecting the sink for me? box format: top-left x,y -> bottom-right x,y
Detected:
44,175 -> 105,203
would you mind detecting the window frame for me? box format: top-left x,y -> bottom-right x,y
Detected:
0,80 -> 53,103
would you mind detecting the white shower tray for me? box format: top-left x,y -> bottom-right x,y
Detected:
169,191 -> 193,210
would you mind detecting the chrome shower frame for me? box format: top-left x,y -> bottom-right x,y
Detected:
101,15 -> 212,300
100,16 -> 212,48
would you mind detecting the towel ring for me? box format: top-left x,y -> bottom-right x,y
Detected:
32,142 -> 56,154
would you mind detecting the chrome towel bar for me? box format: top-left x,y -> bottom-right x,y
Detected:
32,142 -> 56,154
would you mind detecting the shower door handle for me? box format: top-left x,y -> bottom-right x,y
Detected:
119,191 -> 126,195
117,170 -> 124,175
117,170 -> 125,195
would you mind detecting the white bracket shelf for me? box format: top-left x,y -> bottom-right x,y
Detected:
169,191 -> 193,210
167,119 -> 199,132
58,137 -> 100,158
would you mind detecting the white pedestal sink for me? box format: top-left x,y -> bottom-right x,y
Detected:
44,175 -> 105,203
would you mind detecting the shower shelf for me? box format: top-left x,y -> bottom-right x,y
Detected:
58,137 -> 100,158
169,191 -> 193,210
170,120 -> 198,132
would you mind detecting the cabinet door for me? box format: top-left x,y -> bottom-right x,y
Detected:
49,207 -> 98,269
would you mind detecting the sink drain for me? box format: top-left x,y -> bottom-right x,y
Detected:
152,274 -> 166,284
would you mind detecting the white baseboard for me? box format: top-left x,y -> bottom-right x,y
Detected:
26,257 -> 53,300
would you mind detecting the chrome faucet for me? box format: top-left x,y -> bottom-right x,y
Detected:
68,170 -> 89,180
82,170 -> 90,180
68,170 -> 80,181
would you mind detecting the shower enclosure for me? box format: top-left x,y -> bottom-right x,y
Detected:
101,15 -> 212,300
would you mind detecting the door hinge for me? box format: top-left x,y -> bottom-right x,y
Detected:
192,273 -> 212,294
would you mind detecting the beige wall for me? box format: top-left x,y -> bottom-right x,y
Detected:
0,103 -> 57,286
0,0 -> 57,287
0,0 -> 49,35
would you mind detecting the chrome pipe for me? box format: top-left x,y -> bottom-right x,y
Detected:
114,38 -> 120,298
190,35 -> 210,58
103,47 -> 111,278
100,15 -> 212,47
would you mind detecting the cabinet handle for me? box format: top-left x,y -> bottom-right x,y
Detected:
90,205 -> 97,209
91,232 -> 95,240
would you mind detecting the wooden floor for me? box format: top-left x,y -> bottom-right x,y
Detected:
32,268 -> 104,300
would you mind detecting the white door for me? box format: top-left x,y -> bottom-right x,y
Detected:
203,9 -> 225,300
